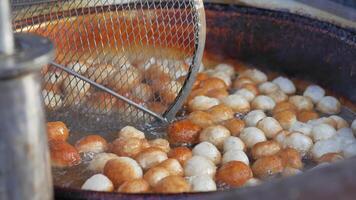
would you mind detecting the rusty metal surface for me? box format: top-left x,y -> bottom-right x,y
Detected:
53,3 -> 356,200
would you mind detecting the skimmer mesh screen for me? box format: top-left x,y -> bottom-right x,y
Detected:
11,0 -> 205,131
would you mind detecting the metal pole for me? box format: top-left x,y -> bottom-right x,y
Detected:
0,0 -> 15,55
0,1 -> 54,198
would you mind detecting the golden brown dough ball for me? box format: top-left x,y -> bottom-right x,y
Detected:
252,155 -> 284,179
297,110 -> 319,123
47,121 -> 69,141
148,138 -> 170,153
199,77 -> 227,91
272,102 -> 297,116
103,157 -> 143,188
277,148 -> 303,169
222,118 -> 245,137
216,161 -> 253,187
207,104 -> 234,123
206,88 -> 229,99
168,147 -> 193,166
143,167 -> 170,187
274,110 -> 297,130
117,179 -> 151,193
187,111 -> 215,128
111,137 -> 149,158
135,147 -> 168,170
49,140 -> 81,168
156,158 -> 184,176
167,119 -> 201,145
251,141 -> 281,160
153,175 -> 190,193
75,135 -> 108,154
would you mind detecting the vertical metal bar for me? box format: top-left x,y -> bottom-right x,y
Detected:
0,0 -> 15,55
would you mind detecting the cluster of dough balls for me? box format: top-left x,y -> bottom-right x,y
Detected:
50,62 -> 356,194
42,55 -> 190,116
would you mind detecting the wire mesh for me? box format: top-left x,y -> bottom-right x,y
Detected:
11,0 -> 205,131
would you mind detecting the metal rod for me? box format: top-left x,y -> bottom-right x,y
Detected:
0,0 -> 15,55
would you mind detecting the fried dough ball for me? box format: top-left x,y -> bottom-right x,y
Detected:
111,137 -> 149,158
118,179 -> 150,193
240,83 -> 259,96
252,155 -> 283,179
239,127 -> 267,148
222,149 -> 249,165
148,138 -> 170,153
153,175 -> 190,193
277,148 -> 303,169
207,104 -> 234,123
240,69 -> 267,84
223,136 -> 246,152
62,75 -> 91,105
303,85 -> 325,103
329,115 -> 349,130
199,125 -> 231,150
258,82 -> 279,94
192,142 -> 221,165
311,124 -> 336,142
42,89 -> 63,110
188,96 -> 220,111
88,153 -> 119,172
49,140 -> 81,168
184,156 -> 216,178
108,67 -> 142,93
158,80 -> 182,104
251,95 -> 276,111
272,102 -> 297,116
274,110 -> 297,130
131,83 -> 154,102
221,94 -> 250,113
47,121 -> 69,141
316,96 -> 341,114
311,139 -> 342,160
274,130 -> 291,145
215,63 -> 235,78
288,95 -> 314,111
118,126 -> 145,140
144,167 -> 170,187
167,119 -> 201,145
216,161 -> 253,187
75,135 -> 108,154
284,132 -> 313,157
233,77 -> 254,89
307,117 -> 337,128
267,90 -> 289,103
211,71 -> 232,87
222,118 -> 245,136
187,111 -> 215,128
135,147 -> 168,170
272,76 -> 296,95
81,174 -> 114,192
206,88 -> 229,99
86,63 -> 116,85
244,110 -> 267,127
186,176 -> 217,192
257,117 -> 283,139
156,158 -> 184,176
251,141 -> 281,160
168,147 -> 192,166
297,110 -> 319,123
343,143 -> 356,158
317,153 -> 344,164
234,88 -> 256,102
199,77 -> 227,91
103,157 -> 143,187
289,121 -> 312,136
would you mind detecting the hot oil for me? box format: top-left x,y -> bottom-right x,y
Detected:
52,53 -> 355,190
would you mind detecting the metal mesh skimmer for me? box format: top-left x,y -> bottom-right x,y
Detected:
11,0 -> 205,132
